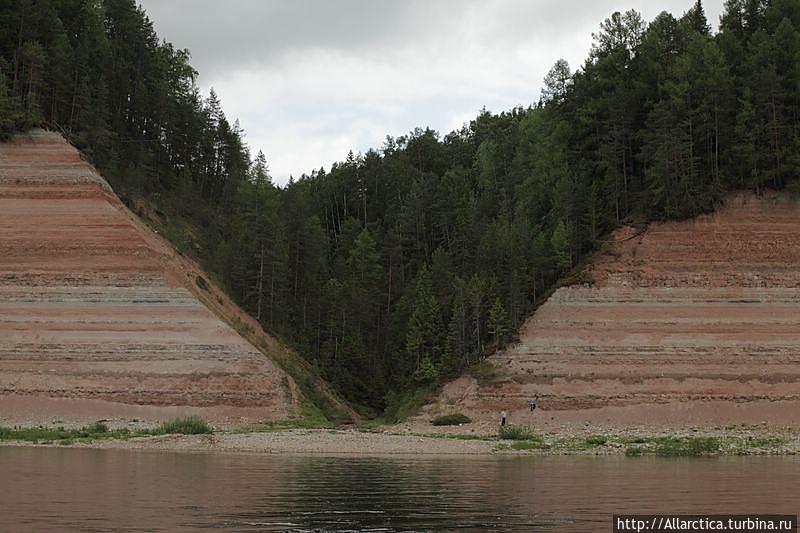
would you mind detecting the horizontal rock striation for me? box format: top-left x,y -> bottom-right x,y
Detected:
427,193 -> 800,431
0,131 -> 293,426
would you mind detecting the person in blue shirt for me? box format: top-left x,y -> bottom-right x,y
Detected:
528,396 -> 537,412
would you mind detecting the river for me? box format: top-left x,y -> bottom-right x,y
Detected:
1,447 -> 797,531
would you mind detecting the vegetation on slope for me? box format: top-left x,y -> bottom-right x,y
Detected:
1,0 -> 799,416
431,413 -> 472,426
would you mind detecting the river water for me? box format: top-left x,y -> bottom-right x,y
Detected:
1,447 -> 797,531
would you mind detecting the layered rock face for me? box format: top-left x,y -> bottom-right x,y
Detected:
0,131 -> 293,426
429,193 -> 800,431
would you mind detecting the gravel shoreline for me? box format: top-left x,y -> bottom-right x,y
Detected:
3,427 -> 800,457
0,429 -> 497,456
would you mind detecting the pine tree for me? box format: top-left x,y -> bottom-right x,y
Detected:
20,41 -> 45,126
466,275 -> 487,358
684,0 -> 711,35
734,88 -> 760,187
444,281 -> 469,371
743,29 -> 784,186
541,59 -> 572,105
0,67 -> 20,137
551,220 -> 572,270
346,228 -> 382,350
406,265 -> 443,373
487,298 -> 511,349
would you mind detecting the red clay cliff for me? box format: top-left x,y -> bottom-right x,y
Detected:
0,131 -> 296,427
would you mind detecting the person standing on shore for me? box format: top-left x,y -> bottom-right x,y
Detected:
528,396 -> 537,412
500,410 -> 507,426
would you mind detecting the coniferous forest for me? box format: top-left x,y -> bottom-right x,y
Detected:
1,0 -> 799,415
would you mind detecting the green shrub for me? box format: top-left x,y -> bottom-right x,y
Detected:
431,413 -> 471,426
88,421 -> 108,433
499,424 -> 537,440
510,438 -> 546,450
585,435 -> 607,446
653,437 -> 720,456
152,416 -> 212,435
0,423 -> 120,442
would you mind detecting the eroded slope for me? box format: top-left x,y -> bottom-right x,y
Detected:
423,193 -> 800,432
0,131 -> 296,426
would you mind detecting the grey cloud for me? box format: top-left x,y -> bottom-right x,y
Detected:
141,1 -> 722,80
140,0 -> 464,78
136,0 -> 725,184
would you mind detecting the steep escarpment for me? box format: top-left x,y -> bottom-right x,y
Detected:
422,193 -> 800,432
0,131 -> 303,426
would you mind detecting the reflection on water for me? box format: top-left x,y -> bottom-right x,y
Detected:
1,447 -> 798,531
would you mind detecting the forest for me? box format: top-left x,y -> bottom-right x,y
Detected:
1,0 -> 799,415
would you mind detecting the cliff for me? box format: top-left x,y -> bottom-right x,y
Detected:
421,192 -> 800,433
0,130 -> 310,427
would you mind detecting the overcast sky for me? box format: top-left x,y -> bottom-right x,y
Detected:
139,0 -> 723,185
